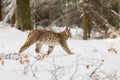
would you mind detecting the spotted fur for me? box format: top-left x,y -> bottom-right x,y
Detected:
19,28 -> 73,55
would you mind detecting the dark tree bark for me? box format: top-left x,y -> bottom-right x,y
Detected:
10,13 -> 16,27
82,3 -> 88,40
16,0 -> 33,31
0,0 -> 2,21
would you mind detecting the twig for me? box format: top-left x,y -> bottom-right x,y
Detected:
23,62 -> 38,80
91,10 -> 113,28
50,57 -> 68,80
28,63 -> 38,80
70,54 -> 80,80
89,63 -> 103,77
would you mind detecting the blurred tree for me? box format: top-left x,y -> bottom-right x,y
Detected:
2,0 -> 120,38
82,3 -> 88,40
88,0 -> 120,28
16,0 -> 33,31
0,0 -> 2,21
10,13 -> 16,27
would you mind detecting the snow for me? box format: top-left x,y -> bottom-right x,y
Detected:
0,22 -> 120,80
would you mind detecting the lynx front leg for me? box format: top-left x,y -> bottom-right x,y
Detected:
35,41 -> 42,53
60,40 -> 74,55
47,46 -> 54,55
36,45 -> 53,60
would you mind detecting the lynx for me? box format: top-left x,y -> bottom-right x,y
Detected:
19,28 -> 74,55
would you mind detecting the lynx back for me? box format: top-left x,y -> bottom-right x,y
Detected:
19,28 -> 74,55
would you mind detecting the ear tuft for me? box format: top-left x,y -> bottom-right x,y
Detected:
65,27 -> 70,31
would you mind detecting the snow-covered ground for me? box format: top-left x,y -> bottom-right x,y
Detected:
0,22 -> 120,80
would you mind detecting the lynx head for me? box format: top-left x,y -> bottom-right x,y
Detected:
61,27 -> 72,39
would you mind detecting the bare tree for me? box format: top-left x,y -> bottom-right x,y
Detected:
82,3 -> 88,40
16,0 -> 33,31
0,0 -> 2,21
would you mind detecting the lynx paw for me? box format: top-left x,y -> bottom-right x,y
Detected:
35,54 -> 48,60
68,52 -> 74,55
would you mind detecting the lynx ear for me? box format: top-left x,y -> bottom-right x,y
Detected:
65,27 -> 70,31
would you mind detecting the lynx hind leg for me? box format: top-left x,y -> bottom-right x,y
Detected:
19,40 -> 35,53
35,41 -> 42,53
47,46 -> 54,55
19,32 -> 37,53
60,40 -> 74,55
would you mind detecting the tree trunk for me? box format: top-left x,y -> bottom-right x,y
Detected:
16,0 -> 33,31
10,13 -> 16,27
87,12 -> 91,38
0,0 -> 2,21
82,3 -> 88,40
